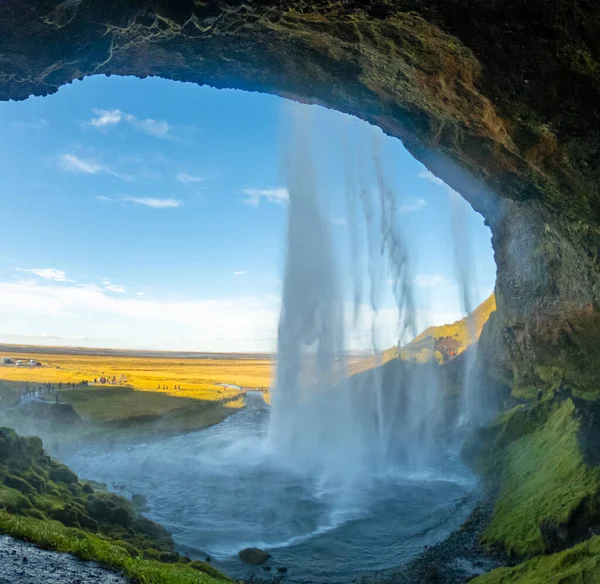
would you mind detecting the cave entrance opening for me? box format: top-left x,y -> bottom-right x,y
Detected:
0,74 -> 497,582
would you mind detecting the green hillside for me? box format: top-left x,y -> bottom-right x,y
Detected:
400,293 -> 496,364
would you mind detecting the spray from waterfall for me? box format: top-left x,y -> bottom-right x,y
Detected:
269,106 -> 481,486
449,188 -> 481,426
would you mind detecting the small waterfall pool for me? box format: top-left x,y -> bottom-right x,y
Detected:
65,393 -> 479,583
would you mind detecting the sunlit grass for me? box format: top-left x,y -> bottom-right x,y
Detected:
0,351 -> 273,403
0,511 -> 228,583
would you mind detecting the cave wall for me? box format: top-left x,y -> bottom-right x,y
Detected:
1,0 -> 599,392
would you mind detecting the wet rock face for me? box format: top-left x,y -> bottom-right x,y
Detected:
0,0 -> 599,389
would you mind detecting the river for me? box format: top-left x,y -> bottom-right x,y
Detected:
65,392 -> 479,583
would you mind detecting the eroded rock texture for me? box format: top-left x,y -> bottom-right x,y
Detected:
0,0 -> 599,392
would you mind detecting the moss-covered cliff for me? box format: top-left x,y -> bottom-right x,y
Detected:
0,427 -> 227,583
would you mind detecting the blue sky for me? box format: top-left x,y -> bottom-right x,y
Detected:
0,76 -> 496,352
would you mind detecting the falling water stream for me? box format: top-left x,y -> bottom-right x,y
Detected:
64,109 -> 483,583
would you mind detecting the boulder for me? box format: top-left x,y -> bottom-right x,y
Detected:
50,465 -> 78,485
238,547 -> 271,565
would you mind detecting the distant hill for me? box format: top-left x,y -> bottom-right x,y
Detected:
349,293 -> 496,374
401,293 -> 496,364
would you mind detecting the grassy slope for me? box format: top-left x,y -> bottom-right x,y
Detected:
473,536 -> 600,584
482,400 -> 600,556
406,293 -> 496,359
467,399 -> 600,583
0,427 -> 227,584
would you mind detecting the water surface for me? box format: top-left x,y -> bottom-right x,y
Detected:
66,394 -> 479,583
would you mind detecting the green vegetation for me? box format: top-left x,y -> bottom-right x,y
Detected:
0,427 -> 229,583
473,535 -> 600,584
464,397 -> 600,583
62,386 -> 239,439
401,293 -> 496,363
481,400 -> 600,556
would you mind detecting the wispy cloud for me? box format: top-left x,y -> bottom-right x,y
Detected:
417,170 -> 445,186
87,109 -> 172,139
16,268 -> 72,282
177,172 -> 204,186
399,198 -> 427,214
122,196 -> 182,209
105,284 -> 127,294
234,271 -> 246,276
59,153 -> 130,181
102,280 -> 127,294
242,187 -> 289,206
60,153 -> 104,175
12,119 -> 48,130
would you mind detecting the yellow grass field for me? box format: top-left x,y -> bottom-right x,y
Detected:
0,350 -> 274,403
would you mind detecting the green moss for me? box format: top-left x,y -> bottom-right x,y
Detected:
0,511 -> 228,583
189,560 -> 231,580
473,535 -> 600,584
0,487 -> 33,513
0,426 -> 230,582
50,464 -> 78,484
482,401 -> 600,556
4,474 -> 36,495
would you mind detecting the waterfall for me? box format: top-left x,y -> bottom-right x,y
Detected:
449,188 -> 481,427
269,107 -> 473,486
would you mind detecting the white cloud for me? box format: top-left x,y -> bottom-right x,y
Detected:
16,268 -> 71,282
89,109 -> 122,128
414,274 -> 451,288
0,280 -> 280,352
123,197 -> 182,209
242,187 -> 289,206
417,170 -> 445,186
59,154 -> 130,181
60,154 -> 104,175
95,195 -> 111,202
131,117 -> 170,138
398,198 -> 427,214
234,271 -> 246,276
177,172 -> 204,186
105,285 -> 127,294
87,109 -> 171,139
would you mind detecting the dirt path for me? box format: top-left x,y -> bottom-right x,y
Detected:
0,534 -> 127,584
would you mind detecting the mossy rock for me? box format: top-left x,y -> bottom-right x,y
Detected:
112,540 -> 139,558
189,560 -> 231,581
143,547 -> 161,561
49,465 -> 78,485
24,436 -> 43,459
23,508 -> 46,521
159,551 -> 180,563
21,470 -> 48,494
0,487 -> 33,513
4,474 -> 35,495
82,482 -> 94,494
